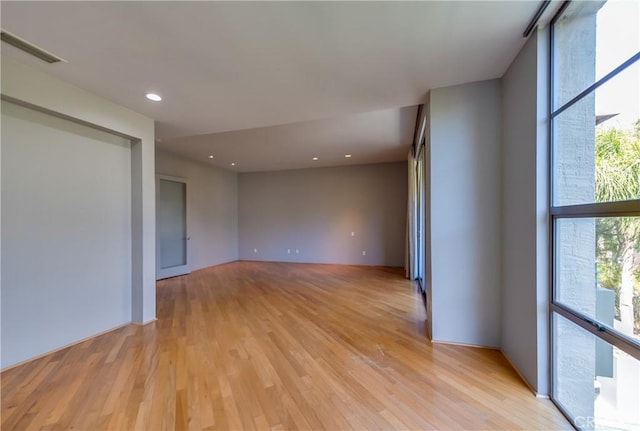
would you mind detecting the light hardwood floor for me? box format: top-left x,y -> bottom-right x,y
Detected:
1,261 -> 570,430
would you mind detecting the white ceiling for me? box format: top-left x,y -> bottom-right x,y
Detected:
158,105 -> 418,172
1,1 -> 541,172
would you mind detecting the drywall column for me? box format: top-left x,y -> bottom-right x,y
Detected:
429,79 -> 502,348
1,56 -> 155,328
131,139 -> 156,322
501,28 -> 550,395
423,94 -> 433,339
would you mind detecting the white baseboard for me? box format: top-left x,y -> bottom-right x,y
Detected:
1,321 -> 131,372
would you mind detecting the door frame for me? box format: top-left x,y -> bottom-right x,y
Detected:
156,174 -> 191,279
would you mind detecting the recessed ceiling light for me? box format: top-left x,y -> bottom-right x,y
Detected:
208,155 -> 214,159
231,162 -> 236,166
345,154 -> 352,158
146,93 -> 162,102
312,157 -> 319,161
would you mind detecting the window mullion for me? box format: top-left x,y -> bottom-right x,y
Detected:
551,200 -> 640,218
551,303 -> 640,361
551,52 -> 640,118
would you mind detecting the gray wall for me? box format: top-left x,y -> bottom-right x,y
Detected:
238,163 -> 407,266
156,151 -> 238,271
1,101 -> 132,368
429,79 -> 502,348
501,28 -> 550,395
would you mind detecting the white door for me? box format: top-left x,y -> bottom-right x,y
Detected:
156,175 -> 190,279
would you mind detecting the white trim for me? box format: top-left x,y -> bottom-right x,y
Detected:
431,339 -> 500,350
501,349 -> 548,398
0,322 -> 130,372
132,318 -> 158,326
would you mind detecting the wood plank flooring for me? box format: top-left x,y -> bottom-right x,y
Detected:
1,261 -> 570,430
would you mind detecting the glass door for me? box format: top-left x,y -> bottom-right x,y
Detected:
156,175 -> 191,279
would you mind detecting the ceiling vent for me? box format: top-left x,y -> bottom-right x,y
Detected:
1,30 -> 66,64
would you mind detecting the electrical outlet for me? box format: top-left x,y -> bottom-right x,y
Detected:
287,249 -> 291,254
296,249 -> 299,254
253,248 -> 258,253
351,231 -> 355,237
362,250 -> 366,256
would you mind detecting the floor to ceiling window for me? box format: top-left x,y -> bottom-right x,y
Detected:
550,1 -> 640,429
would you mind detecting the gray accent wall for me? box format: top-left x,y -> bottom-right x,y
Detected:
501,28 -> 550,395
429,79 -> 502,348
156,151 -> 239,271
238,163 -> 407,266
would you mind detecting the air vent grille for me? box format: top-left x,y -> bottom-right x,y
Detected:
1,30 -> 65,64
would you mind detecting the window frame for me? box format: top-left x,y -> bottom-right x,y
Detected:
549,0 -> 640,426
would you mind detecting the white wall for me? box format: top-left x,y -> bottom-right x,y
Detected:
501,28 -> 549,395
429,79 -> 502,348
156,151 -> 238,271
1,101 -> 133,367
1,56 -> 155,368
239,163 -> 407,266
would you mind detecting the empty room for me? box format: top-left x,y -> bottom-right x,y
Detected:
1,1 -> 639,430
